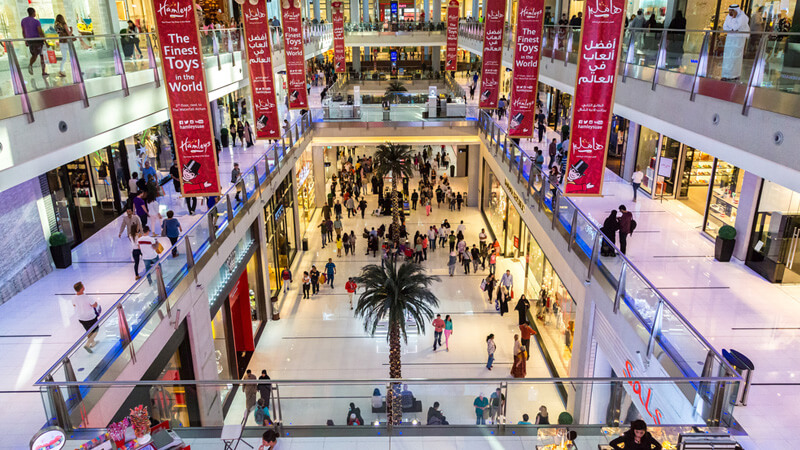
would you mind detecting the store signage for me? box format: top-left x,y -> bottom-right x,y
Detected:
242,0 -> 281,139
152,0 -> 221,196
391,50 -> 398,62
504,180 -> 525,212
280,0 -> 309,109
30,427 -> 66,450
297,162 -> 312,186
332,1 -> 346,73
563,0 -> 625,196
478,0 -> 507,109
507,0 -> 545,138
513,235 -> 520,249
274,203 -> 285,221
444,0 -> 459,71
657,157 -> 673,177
621,359 -> 664,424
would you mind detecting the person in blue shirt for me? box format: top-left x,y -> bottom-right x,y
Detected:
324,258 -> 336,288
161,210 -> 182,257
473,393 -> 489,425
142,160 -> 157,184
518,413 -> 532,425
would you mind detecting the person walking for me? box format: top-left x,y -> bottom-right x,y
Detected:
302,271 -> 311,299
325,258 -> 336,288
72,282 -> 100,353
21,8 -> 47,77
519,322 -> 536,361
484,273 -> 497,304
161,210 -> 182,257
128,222 -> 143,280
471,245 -> 481,273
244,369 -> 258,411
486,334 -> 496,370
618,205 -> 634,254
462,248 -> 472,274
256,370 -> 272,405
310,265 -> 320,295
137,225 -> 162,284
336,235 -> 343,257
432,314 -> 445,351
478,228 -> 488,253
548,138 -> 558,168
510,334 -> 527,378
447,250 -> 458,276
133,191 -> 149,227
411,189 -> 418,210
489,388 -> 505,423
535,405 -> 550,424
231,163 -> 242,202
631,167 -> 644,202
600,209 -> 620,256
345,277 -> 357,310
54,15 -> 73,78
515,295 -> 531,325
443,315 -> 453,351
358,197 -> 368,218
488,250 -> 497,275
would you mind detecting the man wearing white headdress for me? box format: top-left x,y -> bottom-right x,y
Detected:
721,4 -> 750,81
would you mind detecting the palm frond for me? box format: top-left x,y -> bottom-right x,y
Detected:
354,259 -> 440,344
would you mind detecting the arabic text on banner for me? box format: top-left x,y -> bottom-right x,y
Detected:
564,0 -> 626,196
445,0 -> 459,72
479,0 -> 507,109
242,0 -> 281,139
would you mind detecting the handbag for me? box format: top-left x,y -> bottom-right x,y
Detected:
154,240 -> 164,254
480,279 -> 487,291
319,273 -> 327,284
47,48 -> 57,64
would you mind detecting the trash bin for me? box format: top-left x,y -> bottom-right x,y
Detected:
450,164 -> 455,177
729,349 -> 754,406
302,237 -> 308,251
723,349 -> 754,406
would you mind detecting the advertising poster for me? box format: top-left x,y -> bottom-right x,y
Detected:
242,0 -> 281,139
445,0 -> 459,71
152,0 -> 221,196
280,0 -> 309,109
478,0 -> 507,109
563,0 -> 626,196
332,1 -> 346,73
507,0 -> 545,138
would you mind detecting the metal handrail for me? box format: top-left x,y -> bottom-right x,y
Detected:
35,375 -> 741,387
35,112 -> 314,386
478,111 -> 738,379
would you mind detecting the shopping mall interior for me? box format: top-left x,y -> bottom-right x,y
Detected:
1,0 -> 800,448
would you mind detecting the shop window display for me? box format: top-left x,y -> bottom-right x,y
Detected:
747,180 -> 800,283
705,160 -> 743,237
481,166 -> 507,243
635,127 -> 660,195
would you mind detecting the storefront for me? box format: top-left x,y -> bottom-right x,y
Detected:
746,180 -> 800,283
263,176 -> 298,299
43,142 -> 133,246
480,163 -> 508,251
606,115 -> 630,177
539,83 -> 572,132
207,225 -> 267,411
295,149 -> 316,238
630,125 -> 745,238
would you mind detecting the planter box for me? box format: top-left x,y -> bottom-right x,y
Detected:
714,238 -> 735,262
50,244 -> 72,269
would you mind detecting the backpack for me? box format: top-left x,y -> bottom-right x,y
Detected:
630,219 -> 637,234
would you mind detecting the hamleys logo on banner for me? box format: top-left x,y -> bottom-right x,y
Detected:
157,0 -> 192,18
512,98 -> 535,109
587,0 -> 623,18
284,10 -> 300,19
519,6 -> 542,20
488,11 -> 504,20
256,98 -> 276,110
180,137 -> 212,154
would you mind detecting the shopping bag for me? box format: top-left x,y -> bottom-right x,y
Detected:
495,300 -> 500,311
510,288 -> 514,299
319,273 -> 327,284
480,279 -> 487,291
47,48 -> 57,64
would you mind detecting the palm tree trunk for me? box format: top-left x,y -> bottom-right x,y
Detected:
390,174 -> 400,244
388,321 -> 403,425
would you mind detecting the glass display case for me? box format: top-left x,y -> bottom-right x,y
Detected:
705,160 -> 742,238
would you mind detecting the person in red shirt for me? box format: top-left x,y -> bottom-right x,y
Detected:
345,277 -> 357,310
519,322 -> 536,361
432,314 -> 445,351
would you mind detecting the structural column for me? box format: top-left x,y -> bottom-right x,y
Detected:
353,47 -> 362,72
350,0 -> 360,22
433,0 -> 441,22
472,0 -> 478,19
314,0 -> 321,22
733,171 -> 762,261
312,146 -> 326,206
433,0 -> 441,71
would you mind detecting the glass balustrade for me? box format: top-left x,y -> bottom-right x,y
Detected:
37,112 -> 314,388
477,112 -> 735,385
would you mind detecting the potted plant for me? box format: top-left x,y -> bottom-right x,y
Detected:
49,232 -> 72,269
715,225 -> 737,262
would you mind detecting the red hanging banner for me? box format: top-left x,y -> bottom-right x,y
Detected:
280,0 -> 309,109
242,0 -> 281,139
564,0 -> 626,196
507,0 -> 545,138
445,0 -> 459,72
332,1 -> 346,73
152,0 -> 221,196
479,0 -> 507,109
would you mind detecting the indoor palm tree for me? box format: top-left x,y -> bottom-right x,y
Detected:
373,142 -> 414,243
354,260 -> 440,425
384,81 -> 408,96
